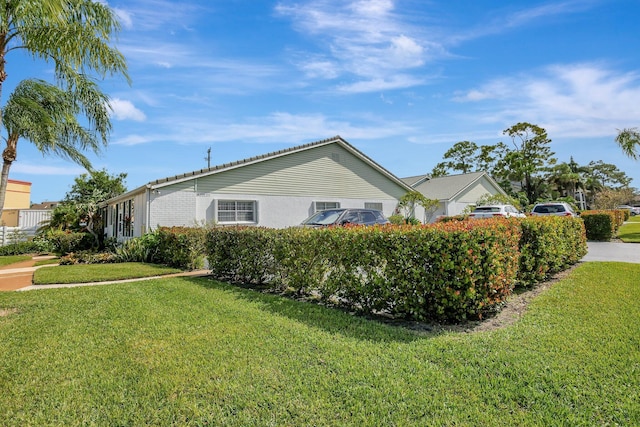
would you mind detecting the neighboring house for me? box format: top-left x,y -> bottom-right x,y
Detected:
101,136 -> 415,240
402,171 -> 508,222
1,179 -> 32,226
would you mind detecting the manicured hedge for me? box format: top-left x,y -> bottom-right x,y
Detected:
204,216 -> 586,323
518,216 -> 587,286
580,209 -> 626,241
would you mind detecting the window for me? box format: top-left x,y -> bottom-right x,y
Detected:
314,201 -> 340,212
364,202 -> 383,211
218,200 -> 256,223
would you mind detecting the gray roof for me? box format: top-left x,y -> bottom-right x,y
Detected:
104,136 -> 413,204
406,171 -> 506,201
400,174 -> 430,187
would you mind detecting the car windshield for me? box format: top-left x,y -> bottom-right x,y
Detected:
474,207 -> 501,212
302,209 -> 345,225
534,205 -> 565,213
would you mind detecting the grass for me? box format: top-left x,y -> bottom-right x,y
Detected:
618,215 -> 640,242
0,255 -> 32,267
32,262 -> 182,285
0,262 -> 638,425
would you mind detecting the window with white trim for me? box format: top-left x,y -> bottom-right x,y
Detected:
314,201 -> 340,212
364,202 -> 383,211
218,200 -> 256,223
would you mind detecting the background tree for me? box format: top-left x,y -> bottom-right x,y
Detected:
396,191 -> 439,224
44,170 -> 127,247
64,169 -> 127,204
499,122 -> 557,204
430,141 -> 507,178
615,128 -> 640,160
546,157 -> 586,199
592,188 -> 636,210
433,141 -> 478,175
0,0 -> 129,218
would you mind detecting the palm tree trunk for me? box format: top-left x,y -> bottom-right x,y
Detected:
0,137 -> 18,221
0,159 -> 13,222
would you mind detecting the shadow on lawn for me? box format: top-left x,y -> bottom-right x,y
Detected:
185,276 -> 446,343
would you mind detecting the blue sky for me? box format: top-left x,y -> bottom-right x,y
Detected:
8,0 -> 640,203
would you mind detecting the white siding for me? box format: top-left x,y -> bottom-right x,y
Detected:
147,191 -> 398,229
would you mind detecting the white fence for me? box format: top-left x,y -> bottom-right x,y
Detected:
1,210 -> 51,246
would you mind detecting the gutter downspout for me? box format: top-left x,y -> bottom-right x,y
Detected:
146,185 -> 152,235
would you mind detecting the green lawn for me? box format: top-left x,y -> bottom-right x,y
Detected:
0,262 -> 638,426
0,255 -> 32,267
618,215 -> 640,242
33,262 -> 182,284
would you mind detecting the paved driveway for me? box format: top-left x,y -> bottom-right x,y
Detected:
582,242 -> 640,264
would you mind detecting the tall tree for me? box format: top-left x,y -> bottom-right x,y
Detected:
546,157 -> 586,198
64,169 -> 127,204
500,122 -> 557,204
0,0 -> 129,218
430,141 -> 506,178
615,128 -> 640,160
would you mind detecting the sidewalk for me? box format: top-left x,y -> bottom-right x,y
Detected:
582,241 -> 640,264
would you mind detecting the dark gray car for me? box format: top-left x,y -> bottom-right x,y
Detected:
301,208 -> 389,227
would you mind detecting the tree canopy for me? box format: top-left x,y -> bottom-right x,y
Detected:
0,0 -> 129,218
431,122 -> 635,208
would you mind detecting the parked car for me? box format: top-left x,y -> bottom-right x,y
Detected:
468,204 -> 526,219
617,205 -> 639,216
531,202 -> 577,217
300,208 -> 390,227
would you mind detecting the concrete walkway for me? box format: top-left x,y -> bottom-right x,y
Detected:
582,241 -> 640,264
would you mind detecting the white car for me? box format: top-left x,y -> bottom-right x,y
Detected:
617,205 -> 639,216
531,202 -> 577,217
468,204 -> 526,219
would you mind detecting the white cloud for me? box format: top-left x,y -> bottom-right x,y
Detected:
109,98 -> 146,121
12,163 -> 85,176
450,1 -> 600,44
113,134 -> 154,146
454,63 -> 640,138
276,0 -> 434,91
112,111 -> 416,146
113,7 -> 133,29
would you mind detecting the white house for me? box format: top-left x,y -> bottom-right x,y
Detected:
101,136 -> 415,240
402,171 -> 508,222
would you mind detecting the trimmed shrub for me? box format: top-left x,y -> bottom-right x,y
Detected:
0,237 -> 53,255
207,226 -> 277,284
206,220 -> 522,323
154,227 -> 208,270
581,213 -> 613,241
518,216 -> 587,286
44,230 -> 92,255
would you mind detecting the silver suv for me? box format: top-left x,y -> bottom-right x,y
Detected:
531,202 -> 577,217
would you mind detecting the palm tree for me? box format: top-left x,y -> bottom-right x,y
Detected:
1,78 -> 110,214
546,158 -> 587,198
615,128 -> 640,160
0,0 -> 128,217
